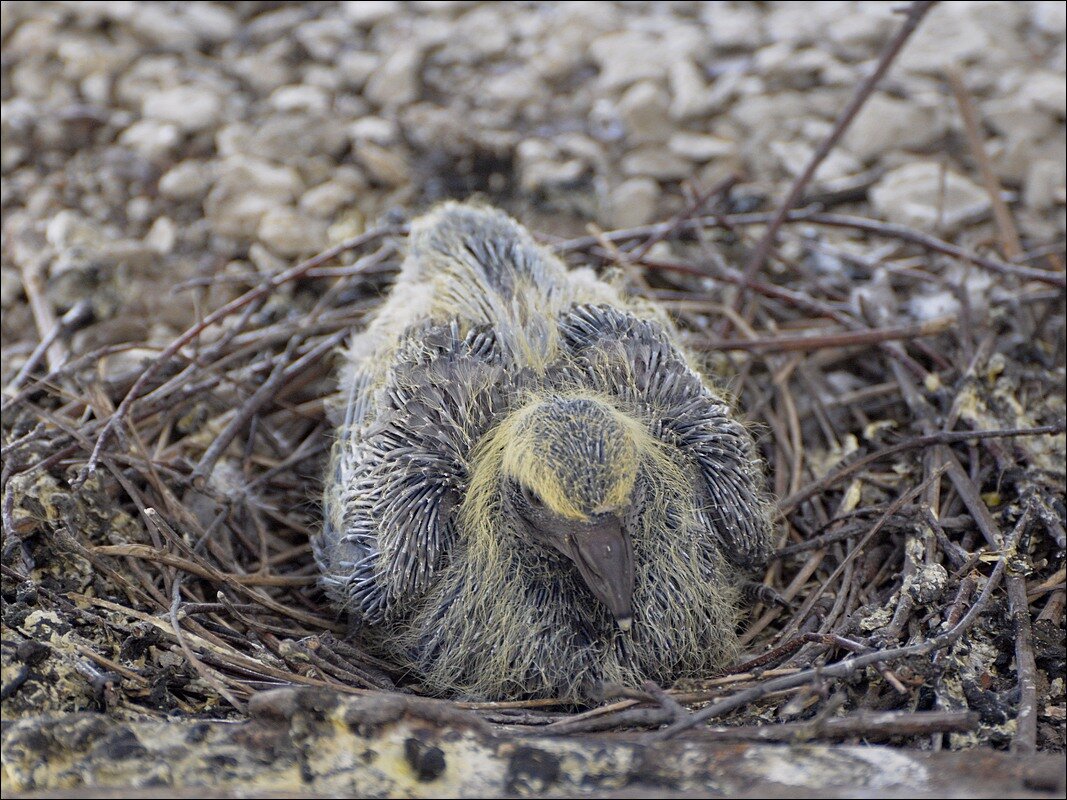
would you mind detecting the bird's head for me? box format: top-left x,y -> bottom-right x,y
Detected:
491,395 -> 642,631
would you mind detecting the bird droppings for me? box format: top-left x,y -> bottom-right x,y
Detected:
2,689 -> 1063,797
743,743 -> 930,791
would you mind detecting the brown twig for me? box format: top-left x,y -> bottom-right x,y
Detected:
945,68 -> 1023,260
655,509 -> 1025,739
695,316 -> 954,353
82,224 -> 406,479
556,212 -> 1065,287
1005,531 -> 1039,754
778,424 -> 1065,516
689,709 -> 979,742
733,1 -> 939,307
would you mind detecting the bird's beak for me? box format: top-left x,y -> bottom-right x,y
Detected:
542,514 -> 635,631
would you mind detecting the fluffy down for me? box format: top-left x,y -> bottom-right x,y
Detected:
315,202 -> 771,700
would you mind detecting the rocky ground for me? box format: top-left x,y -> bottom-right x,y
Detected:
2,1 -> 1064,353
2,2 -> 1065,797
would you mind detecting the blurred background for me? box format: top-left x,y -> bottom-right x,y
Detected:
2,1 -> 1064,358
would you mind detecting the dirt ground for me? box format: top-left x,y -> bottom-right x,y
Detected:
2,2 -> 1065,796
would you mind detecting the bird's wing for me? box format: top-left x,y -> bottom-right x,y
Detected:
558,304 -> 772,568
317,321 -> 507,624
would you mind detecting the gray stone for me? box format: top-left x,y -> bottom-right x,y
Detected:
617,81 -> 672,145
126,5 -> 200,50
183,3 -> 239,43
870,163 -> 992,232
898,3 -> 1023,75
0,266 -> 22,309
843,93 -> 947,162
342,1 -> 399,25
46,210 -> 100,252
827,6 -> 896,47
158,160 -> 214,201
364,46 -> 422,107
517,139 -> 588,193
118,119 -> 181,159
257,207 -> 328,257
244,116 -> 349,163
590,31 -> 667,90
142,85 -> 223,132
269,85 -> 330,114
770,140 -> 861,182
668,60 -> 714,120
204,158 -> 303,239
295,18 -> 352,62
338,50 -> 380,88
1024,70 -> 1067,117
703,3 -> 763,50
620,148 -> 692,181
354,142 -> 410,187
907,290 -> 961,322
438,5 -> 511,63
1024,158 -> 1067,211
348,116 -> 398,145
668,133 -> 737,163
300,181 -> 359,218
609,178 -> 660,228
145,216 -> 177,255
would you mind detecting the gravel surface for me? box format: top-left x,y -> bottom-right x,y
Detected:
2,1 -> 1064,363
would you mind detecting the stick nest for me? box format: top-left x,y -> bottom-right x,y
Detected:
2,200 -> 1064,752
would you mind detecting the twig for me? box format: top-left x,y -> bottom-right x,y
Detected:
1005,535 -> 1039,754
556,212 -> 1065,287
779,471 -> 944,643
826,634 -> 909,694
695,316 -> 954,353
945,69 -> 1023,260
690,709 -> 979,742
627,173 -> 741,263
93,538 -> 342,630
5,300 -> 93,397
18,256 -> 65,373
641,680 -> 688,724
655,511 -> 1025,739
191,335 -> 304,483
776,211 -> 1063,287
169,574 -> 247,713
778,424 -> 1065,516
734,1 -> 939,303
732,633 -> 821,673
82,224 -> 406,479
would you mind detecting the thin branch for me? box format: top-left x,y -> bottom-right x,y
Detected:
81,224 -> 406,479
655,508 -> 1026,739
778,424 -> 1065,516
735,1 -> 939,299
694,316 -> 954,353
1005,537 -> 1039,754
945,68 -> 1023,260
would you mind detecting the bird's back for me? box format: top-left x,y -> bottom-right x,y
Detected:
404,201 -> 557,305
339,202 -> 626,424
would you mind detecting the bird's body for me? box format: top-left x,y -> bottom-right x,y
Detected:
316,202 -> 771,701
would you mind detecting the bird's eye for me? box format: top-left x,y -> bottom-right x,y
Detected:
521,484 -> 545,510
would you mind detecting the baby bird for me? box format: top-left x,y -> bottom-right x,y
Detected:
315,202 -> 772,701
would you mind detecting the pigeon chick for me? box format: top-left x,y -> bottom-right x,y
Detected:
315,202 -> 772,701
